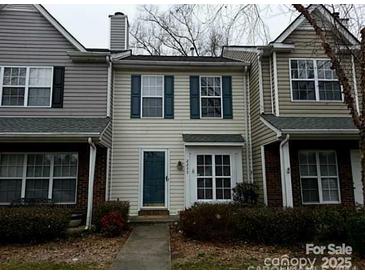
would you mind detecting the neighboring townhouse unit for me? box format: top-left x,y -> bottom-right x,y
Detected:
0,4 -> 113,227
224,4 -> 364,208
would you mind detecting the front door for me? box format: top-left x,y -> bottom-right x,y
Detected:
350,149 -> 364,205
142,150 -> 166,207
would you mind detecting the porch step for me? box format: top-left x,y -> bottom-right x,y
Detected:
138,209 -> 170,216
129,215 -> 178,223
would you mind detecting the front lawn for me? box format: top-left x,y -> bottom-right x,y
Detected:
170,229 -> 365,270
0,233 -> 129,270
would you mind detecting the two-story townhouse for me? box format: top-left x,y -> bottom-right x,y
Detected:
224,4 -> 364,208
0,4 -> 114,227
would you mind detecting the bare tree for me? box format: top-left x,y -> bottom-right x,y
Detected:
293,4 -> 365,200
130,4 -> 270,56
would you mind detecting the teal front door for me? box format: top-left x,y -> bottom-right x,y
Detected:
143,151 -> 166,207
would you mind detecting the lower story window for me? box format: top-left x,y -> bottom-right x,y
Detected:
0,152 -> 78,204
197,154 -> 232,201
299,151 -> 340,204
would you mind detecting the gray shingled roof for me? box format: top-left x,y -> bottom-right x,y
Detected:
123,55 -> 241,63
183,134 -> 244,143
262,114 -> 357,131
0,117 -> 110,135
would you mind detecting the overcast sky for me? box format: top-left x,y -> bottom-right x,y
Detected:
44,4 -> 297,49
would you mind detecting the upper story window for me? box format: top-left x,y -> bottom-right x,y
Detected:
0,66 -> 53,107
290,59 -> 342,101
141,75 -> 164,118
200,76 -> 222,118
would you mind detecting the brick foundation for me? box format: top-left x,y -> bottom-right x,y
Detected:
0,143 -> 107,211
264,140 -> 358,208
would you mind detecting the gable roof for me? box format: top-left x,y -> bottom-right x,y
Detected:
273,4 -> 359,45
0,4 -> 87,52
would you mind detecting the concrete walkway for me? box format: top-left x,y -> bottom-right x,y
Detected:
111,223 -> 171,270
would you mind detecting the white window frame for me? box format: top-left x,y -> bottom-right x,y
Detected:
0,66 -> 53,108
199,75 -> 223,119
289,58 -> 343,103
299,150 -> 341,205
141,75 -> 164,118
196,153 -> 233,202
0,152 -> 78,205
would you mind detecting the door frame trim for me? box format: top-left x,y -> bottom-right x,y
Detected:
139,147 -> 169,211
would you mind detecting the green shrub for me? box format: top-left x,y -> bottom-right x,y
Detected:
93,201 -> 129,231
179,203 -> 238,241
0,207 -> 71,243
345,210 -> 365,257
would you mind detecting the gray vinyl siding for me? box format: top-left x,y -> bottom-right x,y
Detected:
0,6 -> 108,117
261,56 -> 273,113
100,122 -> 112,148
110,15 -> 127,51
276,28 -> 354,116
111,69 -> 248,215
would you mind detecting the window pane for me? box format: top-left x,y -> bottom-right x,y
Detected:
25,179 -> 49,199
54,153 -> 78,177
216,178 -> 231,200
3,67 -> 26,85
201,98 -> 222,117
29,68 -> 52,86
322,178 -> 339,202
0,154 -> 24,177
317,60 -> 336,80
142,76 -> 163,97
318,81 -> 341,101
1,87 -> 25,106
301,178 -> 319,203
292,81 -> 315,100
299,151 -> 317,176
28,88 -> 51,106
52,179 -> 76,203
197,178 -> 213,199
26,154 -> 51,177
0,179 -> 22,203
142,98 -> 162,117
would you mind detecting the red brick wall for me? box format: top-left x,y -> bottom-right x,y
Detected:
0,143 -> 107,211
264,142 -> 283,207
289,140 -> 357,207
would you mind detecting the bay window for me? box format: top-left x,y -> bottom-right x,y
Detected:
299,151 -> 340,204
0,153 -> 78,204
0,66 -> 53,107
290,59 -> 342,101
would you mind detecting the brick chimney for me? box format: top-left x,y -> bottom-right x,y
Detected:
109,12 -> 129,51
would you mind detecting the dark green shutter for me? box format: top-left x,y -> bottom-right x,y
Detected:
190,76 -> 200,119
52,66 -> 65,108
131,75 -> 141,118
222,76 -> 233,119
164,75 -> 174,119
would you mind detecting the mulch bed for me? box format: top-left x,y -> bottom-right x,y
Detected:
170,227 -> 365,270
0,232 -> 130,269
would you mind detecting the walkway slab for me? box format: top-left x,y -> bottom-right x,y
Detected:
111,223 -> 171,270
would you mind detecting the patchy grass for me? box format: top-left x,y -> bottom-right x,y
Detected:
0,232 -> 130,270
170,228 -> 365,270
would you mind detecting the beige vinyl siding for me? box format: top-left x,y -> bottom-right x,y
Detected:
111,69 -> 248,215
261,56 -> 273,113
277,28 -> 354,116
0,6 -> 108,117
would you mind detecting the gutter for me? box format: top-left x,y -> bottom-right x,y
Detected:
106,55 -> 112,117
85,137 -> 97,230
279,134 -> 293,207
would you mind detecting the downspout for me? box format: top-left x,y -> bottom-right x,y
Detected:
85,137 -> 97,230
106,55 -> 112,117
279,134 -> 293,207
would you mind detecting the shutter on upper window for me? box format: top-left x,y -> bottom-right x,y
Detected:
190,76 -> 200,119
164,75 -> 174,119
131,75 -> 141,118
222,76 -> 233,119
51,67 -> 65,108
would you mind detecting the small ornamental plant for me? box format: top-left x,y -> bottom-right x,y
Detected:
100,211 -> 126,237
